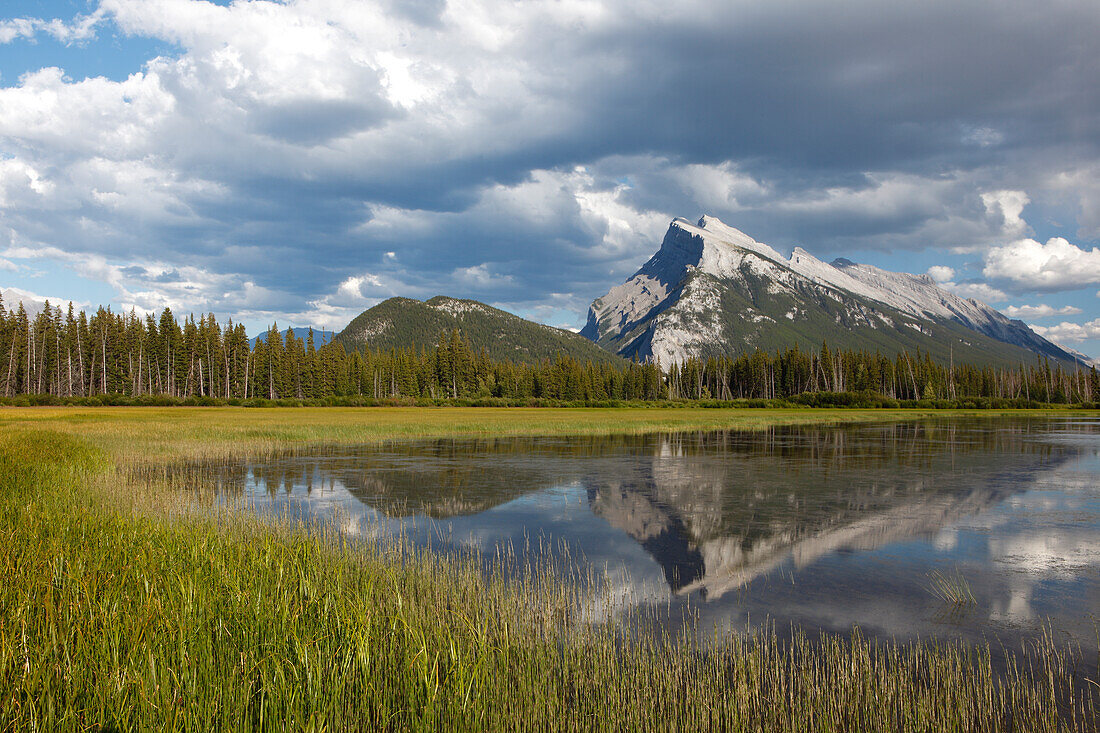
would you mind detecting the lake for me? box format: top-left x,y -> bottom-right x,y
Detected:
199,417 -> 1100,651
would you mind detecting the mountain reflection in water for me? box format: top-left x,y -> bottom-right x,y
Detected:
197,419 -> 1100,648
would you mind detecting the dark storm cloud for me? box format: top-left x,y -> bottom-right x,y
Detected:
249,97 -> 402,146
568,1 -> 1099,169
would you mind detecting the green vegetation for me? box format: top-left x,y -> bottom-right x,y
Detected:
4,293 -> 1099,406
0,406 -> 937,461
334,296 -> 625,366
2,408 -> 1098,730
697,268 -> 1073,367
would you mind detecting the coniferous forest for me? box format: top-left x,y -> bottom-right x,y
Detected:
2,297 -> 1098,406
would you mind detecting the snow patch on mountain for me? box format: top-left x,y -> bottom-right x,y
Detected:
428,297 -> 492,317
583,215 -> 1080,366
354,320 -> 390,338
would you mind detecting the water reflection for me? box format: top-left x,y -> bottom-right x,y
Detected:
197,419 -> 1100,649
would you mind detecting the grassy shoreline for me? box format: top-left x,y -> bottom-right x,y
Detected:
3,405 -> 1097,462
3,408 -> 1099,730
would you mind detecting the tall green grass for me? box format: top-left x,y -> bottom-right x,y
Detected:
0,405 -> 1076,464
2,427 -> 1098,730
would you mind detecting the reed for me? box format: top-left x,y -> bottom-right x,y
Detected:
0,405 -> 1073,464
2,416 -> 1098,731
927,568 -> 978,607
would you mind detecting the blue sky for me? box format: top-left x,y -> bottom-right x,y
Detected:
2,1 -> 1100,354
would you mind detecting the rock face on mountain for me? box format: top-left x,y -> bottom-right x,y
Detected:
582,216 -> 1082,366
334,296 -> 625,365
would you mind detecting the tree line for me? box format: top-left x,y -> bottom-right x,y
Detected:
2,297 -> 1097,405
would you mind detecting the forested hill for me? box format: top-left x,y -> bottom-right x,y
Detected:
333,296 -> 625,366
1,295 -> 1096,404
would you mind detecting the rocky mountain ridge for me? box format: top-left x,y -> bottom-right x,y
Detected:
582,216 -> 1083,367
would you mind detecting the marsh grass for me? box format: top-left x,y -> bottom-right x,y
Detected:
927,568 -> 978,608
2,413 -> 1099,730
0,405 -> 1072,465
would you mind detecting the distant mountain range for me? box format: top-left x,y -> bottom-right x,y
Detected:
1,287 -> 65,319
332,296 -> 625,365
2,217 -> 1090,368
582,216 -> 1084,367
249,327 -> 335,349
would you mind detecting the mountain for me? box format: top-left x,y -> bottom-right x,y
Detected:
334,296 -> 626,365
250,327 -> 335,349
1,287 -> 66,319
582,216 -> 1084,367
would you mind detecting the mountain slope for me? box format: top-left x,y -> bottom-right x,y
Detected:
582,216 -> 1083,367
335,296 -> 626,365
250,327 -> 335,349
1,287 -> 66,319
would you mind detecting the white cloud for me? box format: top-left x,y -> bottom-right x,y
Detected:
980,190 -> 1029,239
0,19 -> 34,45
774,173 -> 958,221
0,158 -> 55,207
1048,165 -> 1100,240
924,265 -> 1007,301
1029,319 -> 1100,344
0,11 -> 104,45
733,173 -> 1037,255
354,164 -> 668,285
0,239 -> 290,322
926,265 -> 954,283
938,280 -> 1008,303
925,265 -> 1007,304
668,162 -> 767,212
1002,304 -> 1082,319
336,273 -> 387,300
452,263 -> 513,288
983,237 -> 1100,291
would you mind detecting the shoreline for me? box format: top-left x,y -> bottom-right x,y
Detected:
2,410 -> 1098,729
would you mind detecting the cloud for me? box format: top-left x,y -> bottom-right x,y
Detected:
1029,319 -> 1100,345
925,265 -> 1009,304
980,190 -> 1029,239
452,264 -> 513,289
938,280 -> 1008,304
0,11 -> 105,45
1002,304 -> 1083,319
1048,165 -> 1100,240
0,0 -> 1098,330
983,237 -> 1100,291
926,266 -> 955,283
961,126 -> 1004,148
666,162 -> 767,212
1,239 -> 299,324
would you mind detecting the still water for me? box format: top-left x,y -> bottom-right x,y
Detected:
203,418 -> 1100,649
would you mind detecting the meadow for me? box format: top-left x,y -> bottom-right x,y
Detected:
2,407 -> 1098,731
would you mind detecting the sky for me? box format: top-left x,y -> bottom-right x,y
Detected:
1,1 -> 1100,353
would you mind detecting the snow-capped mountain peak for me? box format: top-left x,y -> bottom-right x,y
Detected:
582,216 -> 1080,367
